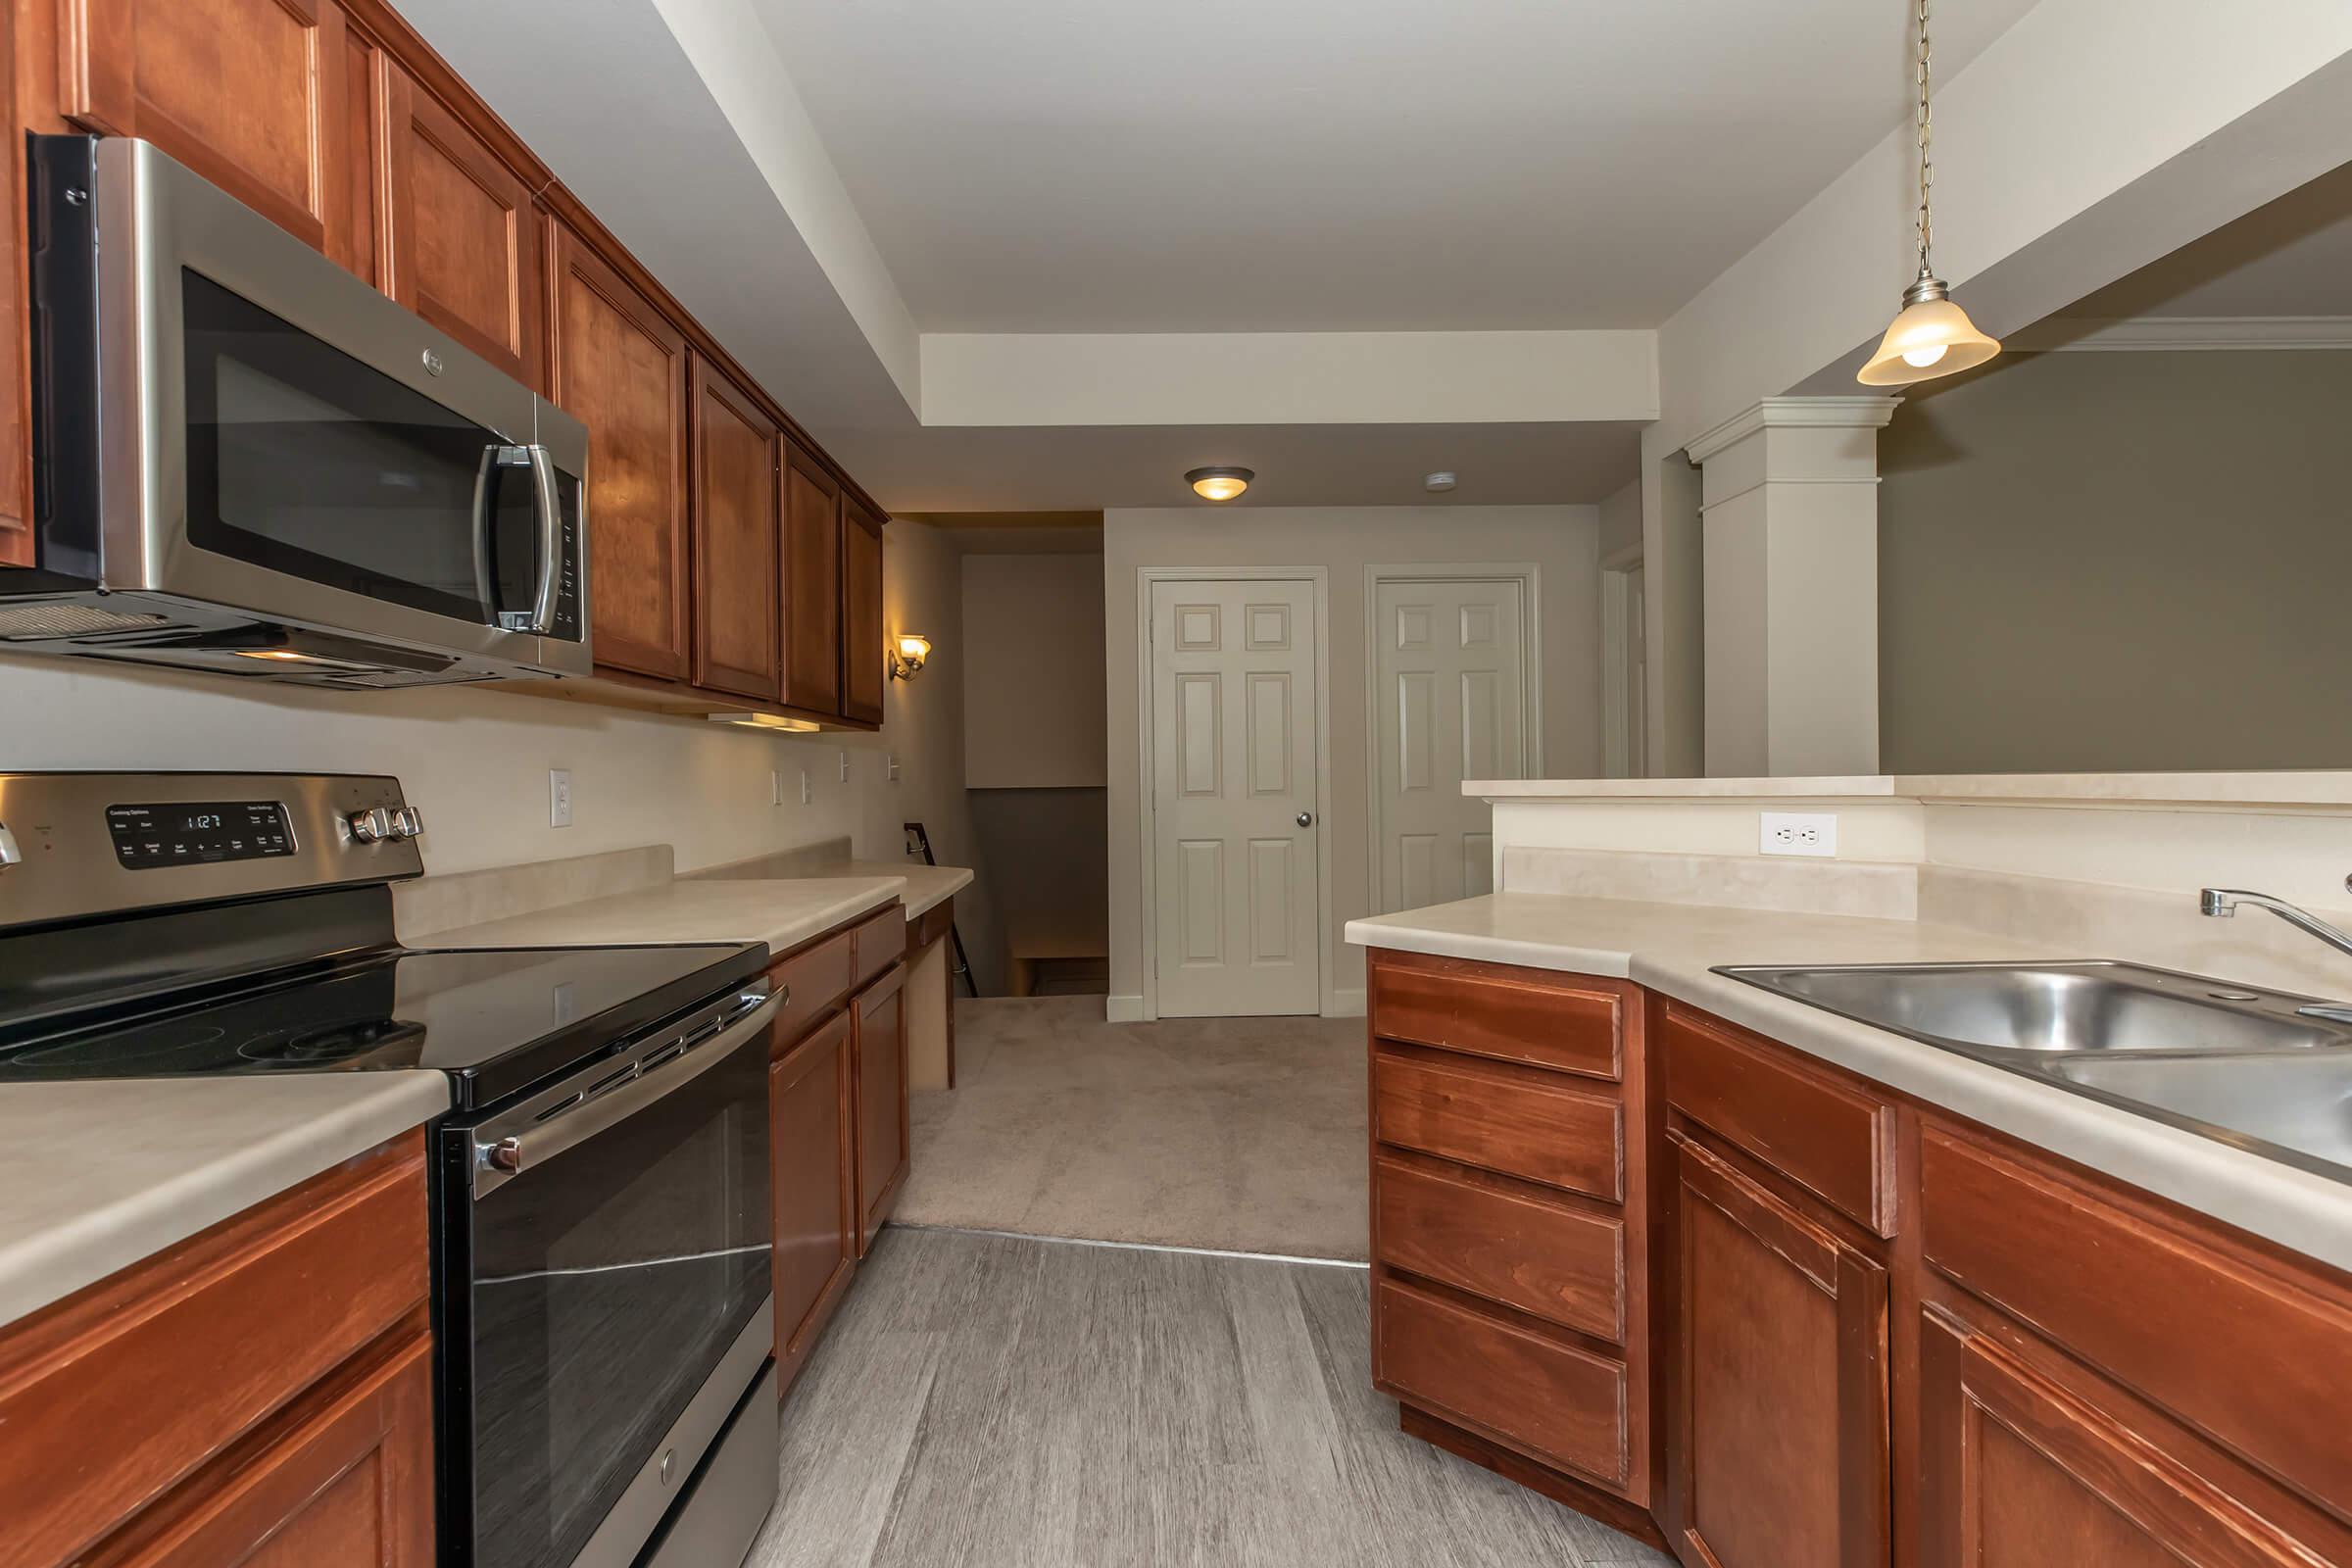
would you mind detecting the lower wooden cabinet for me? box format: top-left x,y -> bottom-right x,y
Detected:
1915,1306 -> 2339,1568
855,964 -> 910,1255
1661,1134 -> 1888,1568
770,1008 -> 857,1393
88,1330 -> 435,1568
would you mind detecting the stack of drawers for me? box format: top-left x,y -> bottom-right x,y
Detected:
1366,949 -> 1651,1507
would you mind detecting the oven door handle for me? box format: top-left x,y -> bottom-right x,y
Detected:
471,988 -> 779,1200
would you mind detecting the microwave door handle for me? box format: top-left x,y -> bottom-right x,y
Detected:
470,445 -> 502,618
469,989 -> 779,1200
526,444 -> 564,635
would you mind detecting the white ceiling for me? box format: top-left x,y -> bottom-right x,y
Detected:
753,0 -> 2038,333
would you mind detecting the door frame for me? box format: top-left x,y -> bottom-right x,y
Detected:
1134,567 -> 1336,1021
1361,564 -> 1544,918
1600,544 -> 1644,778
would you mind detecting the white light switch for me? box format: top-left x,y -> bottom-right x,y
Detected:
548,769 -> 573,828
838,750 -> 851,784
799,769 -> 811,807
770,770 -> 783,807
886,753 -> 901,782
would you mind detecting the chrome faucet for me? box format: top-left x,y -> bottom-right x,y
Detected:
2199,883 -> 2352,1023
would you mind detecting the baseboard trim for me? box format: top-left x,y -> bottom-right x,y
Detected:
1103,993 -> 1149,1022
1325,987 -> 1367,1018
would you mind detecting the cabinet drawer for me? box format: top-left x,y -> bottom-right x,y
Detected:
850,904 -> 906,990
1376,1155 -> 1625,1342
1371,953 -> 1622,1082
1377,1278 -> 1629,1486
766,929 -> 854,1048
0,1137 -> 428,1568
911,897 -> 956,952
1662,1005 -> 1894,1236
1920,1124 -> 2352,1515
1375,1050 -> 1623,1200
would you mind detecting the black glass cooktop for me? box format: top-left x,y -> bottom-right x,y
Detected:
0,941 -> 765,1108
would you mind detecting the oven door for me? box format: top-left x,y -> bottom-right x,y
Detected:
448,989 -> 776,1568
79,136 -> 588,672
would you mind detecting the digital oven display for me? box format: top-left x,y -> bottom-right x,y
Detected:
106,802 -> 294,868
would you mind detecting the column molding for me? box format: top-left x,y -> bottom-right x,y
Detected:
1684,395 -> 1899,465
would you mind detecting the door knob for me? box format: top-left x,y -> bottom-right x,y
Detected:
1297,811 -> 1314,828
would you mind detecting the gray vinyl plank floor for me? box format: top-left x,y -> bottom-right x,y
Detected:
747,1226 -> 1675,1568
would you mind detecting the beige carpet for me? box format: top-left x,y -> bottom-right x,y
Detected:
899,997 -> 1370,1261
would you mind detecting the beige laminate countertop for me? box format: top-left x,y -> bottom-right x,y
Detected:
0,1071 -> 448,1329
1348,893 -> 2352,1275
415,875 -> 906,956
687,856 -> 972,919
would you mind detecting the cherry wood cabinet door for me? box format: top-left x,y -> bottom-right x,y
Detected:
547,221 -> 692,681
1663,1135 -> 1889,1568
381,61 -> 544,388
770,1011 -> 856,1396
780,444 -> 844,715
55,0 -> 370,262
1915,1308 -> 2332,1568
690,359 -> 783,702
89,1331 -> 434,1568
841,499 -> 886,725
853,967 -> 909,1255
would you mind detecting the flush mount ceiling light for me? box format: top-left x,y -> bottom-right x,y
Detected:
1185,466 -> 1252,502
1859,0 -> 2001,387
1424,471 -> 1457,493
888,632 -> 931,681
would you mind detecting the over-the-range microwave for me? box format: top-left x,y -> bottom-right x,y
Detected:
3,135 -> 590,689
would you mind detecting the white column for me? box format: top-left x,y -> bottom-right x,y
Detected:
1685,396 -> 1899,777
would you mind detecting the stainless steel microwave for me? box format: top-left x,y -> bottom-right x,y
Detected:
3,135 -> 590,689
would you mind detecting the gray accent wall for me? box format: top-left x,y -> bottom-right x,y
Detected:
1878,348 -> 2352,773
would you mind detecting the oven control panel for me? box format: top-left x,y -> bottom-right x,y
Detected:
106,801 -> 295,868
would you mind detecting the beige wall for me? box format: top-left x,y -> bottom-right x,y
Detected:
1597,478 -> 1642,562
1879,349 -> 2352,773
0,520 -> 1003,973
1102,504 -> 1601,1015
960,553 -> 1107,788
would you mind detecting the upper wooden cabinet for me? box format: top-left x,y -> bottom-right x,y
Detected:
380,61 -> 543,388
690,359 -> 783,703
547,221 -> 691,683
55,0 -> 370,262
842,499 -> 886,725
782,444 -> 845,715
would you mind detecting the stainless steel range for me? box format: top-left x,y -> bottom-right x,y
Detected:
0,772 -> 780,1568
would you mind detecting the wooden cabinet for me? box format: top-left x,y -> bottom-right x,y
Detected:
854,964 -> 909,1255
380,60 -> 543,387
1366,952 -> 1654,1534
781,443 -> 845,716
0,1133 -> 431,1568
1915,1305 -> 2337,1568
1660,1133 -> 1888,1568
690,359 -> 783,702
841,498 -> 886,724
548,220 -> 692,682
54,0 -> 371,262
770,1009 -> 856,1395
88,1331 -> 434,1568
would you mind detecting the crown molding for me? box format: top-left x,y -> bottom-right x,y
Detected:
1683,395 -> 1902,465
2014,316 -> 2352,353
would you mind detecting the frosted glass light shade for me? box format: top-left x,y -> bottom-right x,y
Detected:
1859,293 -> 2001,386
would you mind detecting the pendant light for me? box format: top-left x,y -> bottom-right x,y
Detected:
1859,0 -> 2000,386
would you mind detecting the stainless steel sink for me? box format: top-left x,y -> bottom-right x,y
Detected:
1717,960 -> 2352,1184
1719,961 -> 2352,1057
2051,1054 -> 2352,1175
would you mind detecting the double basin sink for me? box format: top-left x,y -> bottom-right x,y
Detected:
1719,961 -> 2352,1182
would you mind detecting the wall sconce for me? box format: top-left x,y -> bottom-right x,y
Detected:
888,632 -> 931,681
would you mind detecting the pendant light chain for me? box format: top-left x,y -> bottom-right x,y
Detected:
1915,0 -> 1935,273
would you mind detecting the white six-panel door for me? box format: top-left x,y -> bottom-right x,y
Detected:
1372,577 -> 1529,914
1149,579 -> 1322,1017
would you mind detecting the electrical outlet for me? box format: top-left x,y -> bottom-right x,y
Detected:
548,769 -> 572,828
838,750 -> 851,784
799,769 -> 811,807
886,753 -> 901,782
1759,810 -> 1836,858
